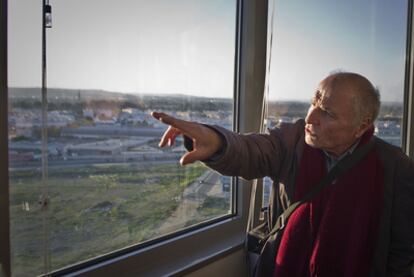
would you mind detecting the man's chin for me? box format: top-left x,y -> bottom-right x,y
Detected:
305,135 -> 318,148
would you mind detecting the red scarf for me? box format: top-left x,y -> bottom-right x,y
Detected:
274,130 -> 383,277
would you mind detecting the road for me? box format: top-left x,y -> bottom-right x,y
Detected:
157,170 -> 224,235
9,154 -> 182,171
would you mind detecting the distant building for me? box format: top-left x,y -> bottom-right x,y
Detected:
82,109 -> 94,118
9,140 -> 60,161
61,126 -> 165,139
9,151 -> 35,162
375,119 -> 402,147
65,138 -> 149,156
48,110 -> 75,127
118,108 -> 153,126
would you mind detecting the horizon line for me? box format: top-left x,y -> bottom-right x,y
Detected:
8,86 -> 404,104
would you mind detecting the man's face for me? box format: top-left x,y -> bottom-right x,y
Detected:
304,77 -> 365,156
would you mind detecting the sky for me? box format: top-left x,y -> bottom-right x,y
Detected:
268,0 -> 409,101
8,0 -> 409,102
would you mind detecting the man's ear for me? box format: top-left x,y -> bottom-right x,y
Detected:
354,117 -> 372,138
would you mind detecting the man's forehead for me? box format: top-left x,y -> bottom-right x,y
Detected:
314,87 -> 332,103
317,77 -> 335,94
315,80 -> 356,113
316,77 -> 349,100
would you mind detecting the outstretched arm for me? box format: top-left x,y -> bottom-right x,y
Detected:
152,112 -> 305,180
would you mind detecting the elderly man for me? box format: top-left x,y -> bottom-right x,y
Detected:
151,72 -> 414,276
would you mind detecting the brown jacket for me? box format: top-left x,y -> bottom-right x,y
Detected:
204,120 -> 414,276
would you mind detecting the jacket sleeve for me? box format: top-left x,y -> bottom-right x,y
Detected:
387,153 -> 414,276
201,120 -> 305,180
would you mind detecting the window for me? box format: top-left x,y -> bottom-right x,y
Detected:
8,0 -> 237,275
262,0 -> 409,206
267,0 -> 408,145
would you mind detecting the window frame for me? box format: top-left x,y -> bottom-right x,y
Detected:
405,0 -> 414,158
0,0 -> 270,276
1,0 -> 10,275
49,0 -> 268,275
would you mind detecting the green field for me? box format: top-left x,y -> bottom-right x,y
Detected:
10,162 -> 230,276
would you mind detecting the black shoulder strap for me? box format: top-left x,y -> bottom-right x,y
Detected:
269,138 -> 376,236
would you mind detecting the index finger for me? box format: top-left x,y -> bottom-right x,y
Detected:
151,111 -> 198,137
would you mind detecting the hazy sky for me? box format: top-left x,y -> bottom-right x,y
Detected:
8,0 -> 409,101
9,0 -> 237,98
269,0 -> 408,101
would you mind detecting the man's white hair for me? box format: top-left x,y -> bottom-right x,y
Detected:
328,71 -> 381,124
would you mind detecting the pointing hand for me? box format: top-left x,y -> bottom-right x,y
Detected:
151,111 -> 223,166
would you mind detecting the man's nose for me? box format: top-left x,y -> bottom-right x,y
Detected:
305,105 -> 319,125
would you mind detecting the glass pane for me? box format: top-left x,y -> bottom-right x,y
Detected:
268,0 -> 407,145
262,0 -> 408,207
8,0 -> 236,275
8,0 -> 45,276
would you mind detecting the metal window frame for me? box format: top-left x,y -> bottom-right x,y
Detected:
0,0 -> 10,274
405,0 -> 414,159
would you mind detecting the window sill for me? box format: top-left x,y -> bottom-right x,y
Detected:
50,215 -> 246,277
